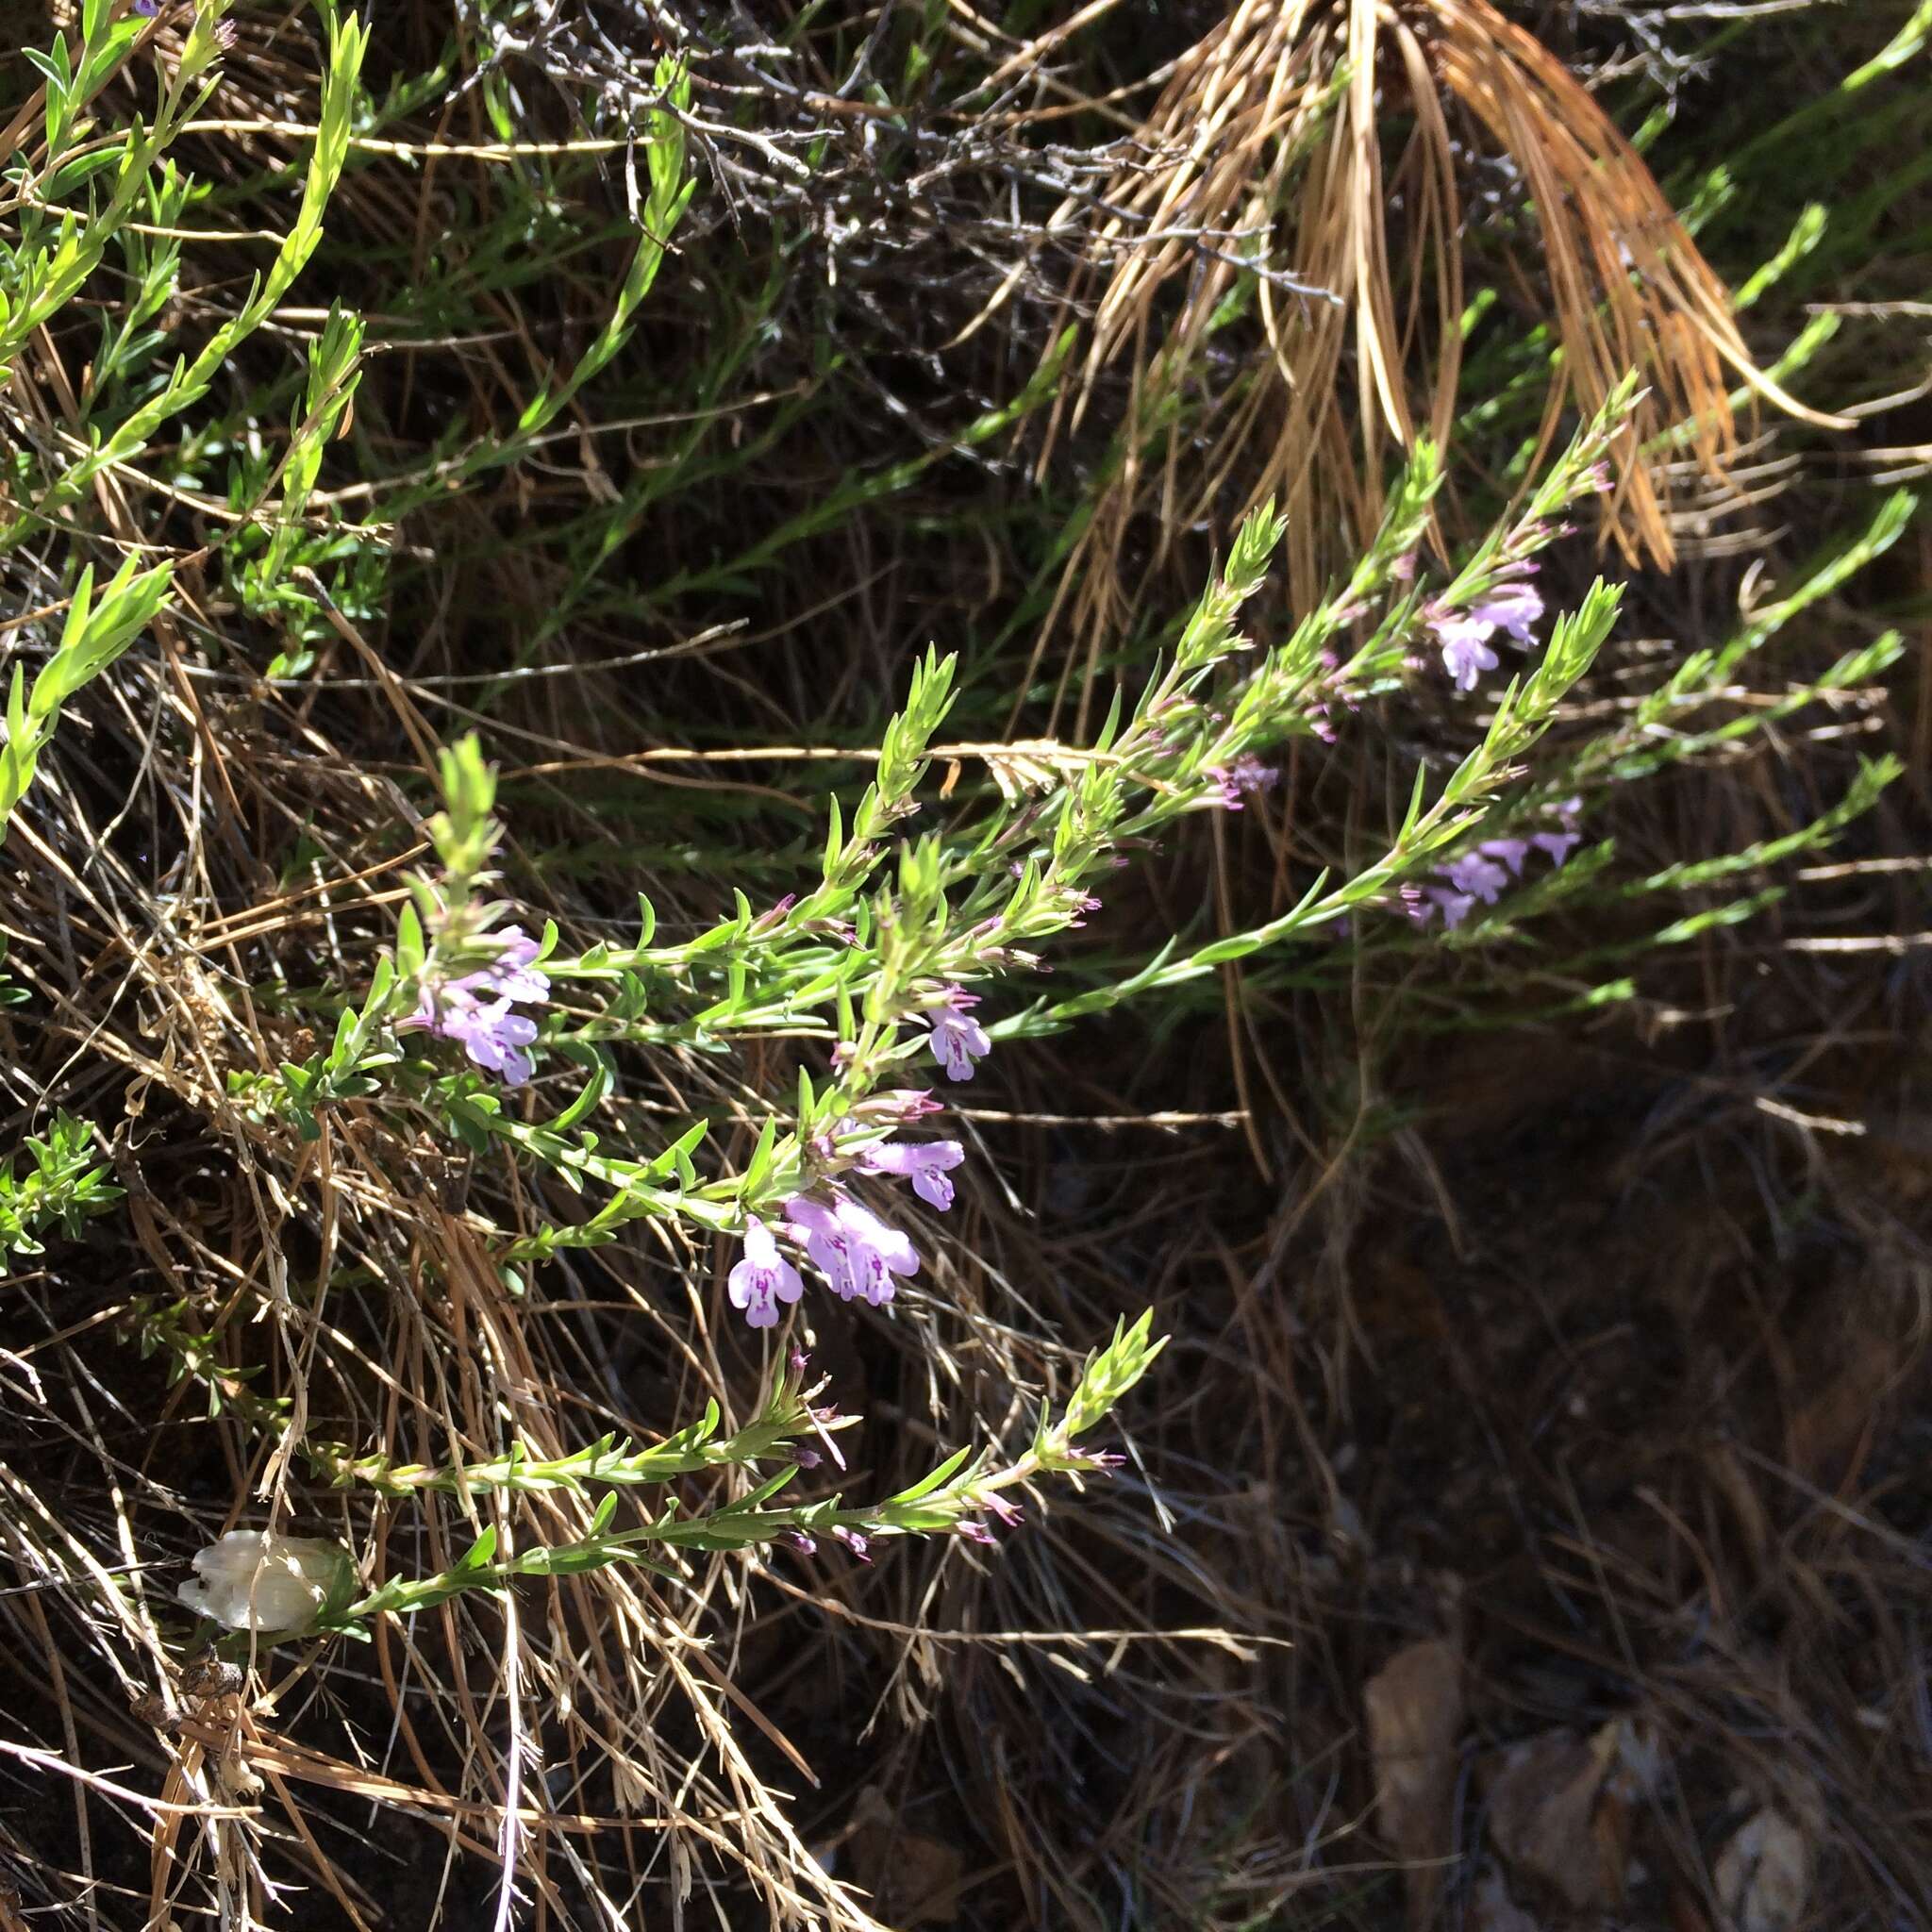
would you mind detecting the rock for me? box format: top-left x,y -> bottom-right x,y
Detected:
1714,1811 -> 1810,1932
1365,1638 -> 1465,1929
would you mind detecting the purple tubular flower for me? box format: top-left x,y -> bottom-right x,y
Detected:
1430,581 -> 1546,692
784,1191 -> 919,1307
441,999 -> 540,1084
1531,830 -> 1580,865
1434,618 -> 1499,693
1469,584 -> 1545,648
1441,852 -> 1510,906
1410,886 -> 1476,930
834,1526 -> 871,1562
858,1138 -> 966,1211
727,1218 -> 805,1330
1207,752 -> 1279,810
1480,838 -> 1531,876
480,925 -> 551,1004
400,924 -> 551,1086
925,989 -> 991,1081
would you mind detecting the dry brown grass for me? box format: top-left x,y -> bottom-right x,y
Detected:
991,0 -> 1847,730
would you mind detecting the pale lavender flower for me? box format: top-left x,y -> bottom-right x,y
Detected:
400,924 -> 551,1086
957,1520 -> 998,1547
480,925 -> 551,1003
1430,578 -> 1546,692
857,1137 -> 966,1210
1208,752 -> 1278,810
1408,885 -> 1476,930
834,1526 -> 871,1562
784,1529 -> 816,1555
1470,583 -> 1544,649
1441,852 -> 1510,906
924,988 -> 991,1081
727,1218 -> 805,1330
133,0 -> 158,12
784,1191 -> 919,1307
1480,838 -> 1531,876
1531,830 -> 1580,865
441,999 -> 540,1084
1434,616 -> 1499,692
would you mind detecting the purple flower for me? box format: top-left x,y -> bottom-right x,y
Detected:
857,1138 -> 965,1210
957,1520 -> 998,1548
1434,617 -> 1499,692
1469,584 -> 1544,649
834,1526 -> 871,1562
1207,752 -> 1279,810
784,1529 -> 816,1555
1480,838 -> 1531,876
784,1191 -> 919,1307
1429,579 -> 1547,692
399,924 -> 551,1086
1531,830 -> 1580,865
133,0 -> 158,12
727,1218 -> 805,1330
1408,886 -> 1476,930
924,988 -> 991,1081
1441,852 -> 1509,906
441,999 -> 540,1083
479,925 -> 551,1004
